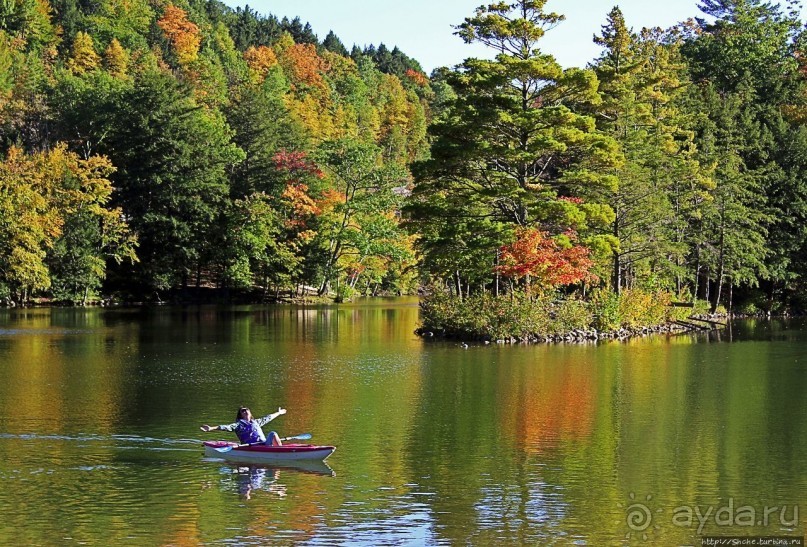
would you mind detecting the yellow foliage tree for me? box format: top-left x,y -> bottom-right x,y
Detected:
0,145 -> 136,304
103,38 -> 129,77
0,146 -> 59,299
68,31 -> 100,74
244,45 -> 277,84
272,31 -> 294,55
287,94 -> 335,143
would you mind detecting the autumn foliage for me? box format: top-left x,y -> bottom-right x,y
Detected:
157,5 -> 201,65
273,150 -> 322,228
0,0 -> 431,302
496,228 -> 596,290
244,45 -> 278,82
279,43 -> 329,94
69,31 -> 100,73
0,145 -> 135,301
273,149 -> 323,178
404,68 -> 428,87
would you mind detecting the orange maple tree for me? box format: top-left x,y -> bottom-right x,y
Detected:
279,43 -> 329,94
157,5 -> 201,65
496,227 -> 597,290
404,68 -> 428,87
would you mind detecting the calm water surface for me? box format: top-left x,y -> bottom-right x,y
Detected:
0,299 -> 805,545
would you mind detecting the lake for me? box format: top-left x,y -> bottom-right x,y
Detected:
0,299 -> 804,545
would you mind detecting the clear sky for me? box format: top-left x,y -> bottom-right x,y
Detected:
217,0 -> 714,72
219,1 -> 803,73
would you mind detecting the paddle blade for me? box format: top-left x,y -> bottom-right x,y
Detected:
213,445 -> 235,453
281,433 -> 312,441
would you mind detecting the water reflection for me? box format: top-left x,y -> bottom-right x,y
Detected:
216,461 -> 335,500
0,303 -> 805,545
226,466 -> 284,500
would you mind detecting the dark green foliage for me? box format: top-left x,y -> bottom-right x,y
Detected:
362,43 -> 423,77
50,70 -> 243,290
226,73 -> 306,197
281,16 -> 317,45
50,0 -> 86,48
680,0 -> 806,308
220,7 -> 319,50
108,71 -> 243,289
5,0 -> 807,313
322,30 -> 348,56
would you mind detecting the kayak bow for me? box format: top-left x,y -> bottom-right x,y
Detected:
203,440 -> 335,462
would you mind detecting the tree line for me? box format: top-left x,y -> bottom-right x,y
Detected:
2,0 -> 806,313
409,0 -> 807,314
0,0 -> 433,304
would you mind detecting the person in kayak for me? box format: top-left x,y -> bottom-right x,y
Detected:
200,406 -> 286,446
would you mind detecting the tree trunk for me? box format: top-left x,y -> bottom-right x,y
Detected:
712,222 -> 726,312
728,282 -> 733,314
703,269 -> 710,303
612,209 -> 621,294
712,273 -> 723,313
494,250 -> 500,297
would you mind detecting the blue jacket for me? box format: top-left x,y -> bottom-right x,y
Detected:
219,415 -> 275,444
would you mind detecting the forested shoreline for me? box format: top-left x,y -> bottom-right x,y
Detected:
0,0 -> 430,305
2,1 -> 807,333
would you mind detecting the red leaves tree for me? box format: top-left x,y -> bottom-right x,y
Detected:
404,69 -> 428,87
273,150 -> 322,231
496,228 -> 596,292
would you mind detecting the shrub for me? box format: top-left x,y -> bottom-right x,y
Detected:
617,289 -> 663,327
550,298 -> 592,333
590,288 -> 620,331
420,287 -> 684,340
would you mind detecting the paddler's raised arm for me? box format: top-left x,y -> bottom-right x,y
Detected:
201,422 -> 237,432
270,407 -> 287,420
256,407 -> 286,426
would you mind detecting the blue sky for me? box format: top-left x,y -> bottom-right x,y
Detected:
217,0 -> 717,72
219,1 -> 803,72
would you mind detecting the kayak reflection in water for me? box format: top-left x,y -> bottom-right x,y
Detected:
201,406 -> 286,446
232,466 -> 285,500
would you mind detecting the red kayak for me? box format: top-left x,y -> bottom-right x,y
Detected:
203,441 -> 335,462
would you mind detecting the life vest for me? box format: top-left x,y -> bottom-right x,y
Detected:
236,419 -> 266,444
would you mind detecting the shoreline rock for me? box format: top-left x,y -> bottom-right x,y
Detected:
414,319 -> 730,345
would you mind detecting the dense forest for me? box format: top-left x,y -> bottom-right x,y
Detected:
2,0 -> 807,322
0,0 -> 432,304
